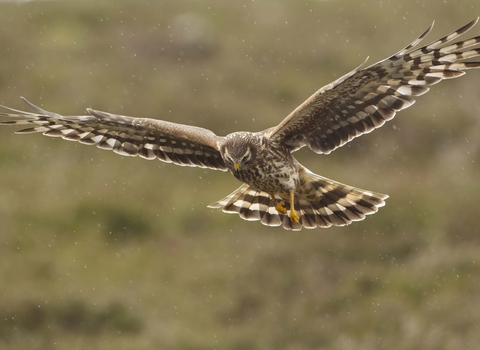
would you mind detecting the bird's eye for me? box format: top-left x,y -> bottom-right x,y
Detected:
225,155 -> 234,164
222,147 -> 234,164
242,149 -> 252,163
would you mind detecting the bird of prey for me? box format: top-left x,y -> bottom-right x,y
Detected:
1,19 -> 479,230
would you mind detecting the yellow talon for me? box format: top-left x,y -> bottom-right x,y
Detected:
290,209 -> 300,223
275,200 -> 287,214
274,194 -> 300,223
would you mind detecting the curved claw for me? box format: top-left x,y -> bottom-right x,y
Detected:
289,209 -> 300,223
275,200 -> 287,214
274,194 -> 299,223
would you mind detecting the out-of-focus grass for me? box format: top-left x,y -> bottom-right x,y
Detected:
1,0 -> 480,349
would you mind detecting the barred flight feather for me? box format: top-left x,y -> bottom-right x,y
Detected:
0,99 -> 227,171
269,18 -> 480,155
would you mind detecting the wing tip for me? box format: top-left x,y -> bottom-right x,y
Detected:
19,97 -> 45,113
86,108 -> 102,117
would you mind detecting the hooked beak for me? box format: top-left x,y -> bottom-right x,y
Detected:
234,163 -> 240,172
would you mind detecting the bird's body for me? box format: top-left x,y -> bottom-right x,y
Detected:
212,130 -> 386,230
1,19 -> 480,230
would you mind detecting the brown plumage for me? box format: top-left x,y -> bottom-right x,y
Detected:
1,19 -> 480,230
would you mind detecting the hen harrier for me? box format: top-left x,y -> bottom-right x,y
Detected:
1,19 -> 480,230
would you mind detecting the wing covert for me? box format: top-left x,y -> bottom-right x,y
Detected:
0,98 -> 227,171
266,18 -> 480,154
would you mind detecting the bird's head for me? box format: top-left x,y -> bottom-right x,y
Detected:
220,132 -> 265,175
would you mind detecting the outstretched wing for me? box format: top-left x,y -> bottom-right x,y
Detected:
0,98 -> 227,171
266,18 -> 480,154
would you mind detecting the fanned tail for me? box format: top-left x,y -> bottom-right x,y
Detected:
208,173 -> 388,231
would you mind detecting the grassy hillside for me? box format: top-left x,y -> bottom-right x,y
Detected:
1,1 -> 480,349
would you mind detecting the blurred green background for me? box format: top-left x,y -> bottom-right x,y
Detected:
1,0 -> 480,349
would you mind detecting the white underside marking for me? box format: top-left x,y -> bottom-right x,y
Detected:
106,138 -> 119,148
249,203 -> 261,211
90,134 -> 104,143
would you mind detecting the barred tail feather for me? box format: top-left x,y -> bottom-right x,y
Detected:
208,175 -> 388,231
208,184 -> 290,228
